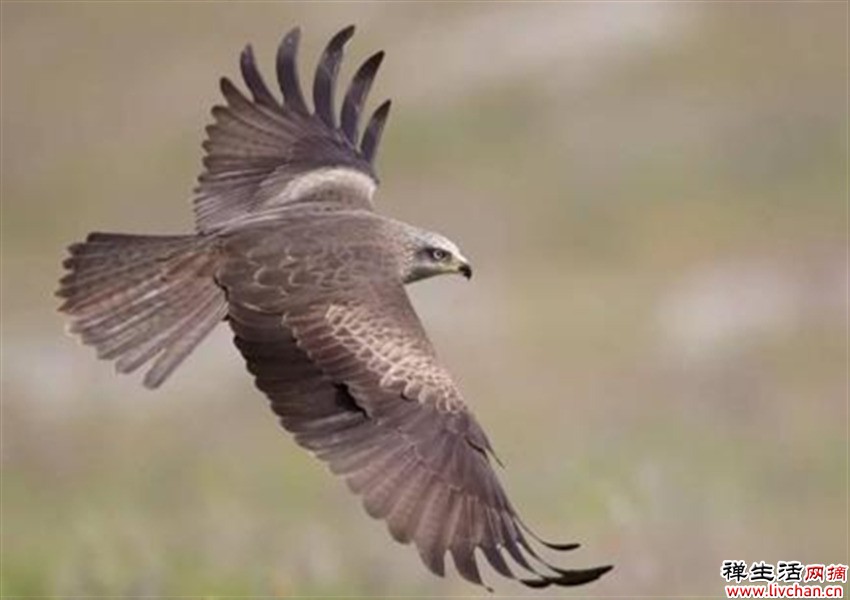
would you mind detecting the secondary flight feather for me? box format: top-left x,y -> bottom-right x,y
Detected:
57,25 -> 612,590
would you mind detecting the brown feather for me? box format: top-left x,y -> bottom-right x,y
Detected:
57,25 -> 611,592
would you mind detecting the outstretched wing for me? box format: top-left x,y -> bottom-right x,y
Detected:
194,25 -> 391,232
219,254 -> 612,589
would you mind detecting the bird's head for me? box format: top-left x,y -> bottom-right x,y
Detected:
402,229 -> 472,284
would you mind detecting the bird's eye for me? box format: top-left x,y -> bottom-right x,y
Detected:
428,248 -> 449,262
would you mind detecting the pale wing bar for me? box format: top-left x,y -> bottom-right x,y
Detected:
194,26 -> 392,232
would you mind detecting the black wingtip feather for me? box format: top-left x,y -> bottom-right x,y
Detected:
451,544 -> 485,587
313,25 -> 356,129
541,540 -> 581,551
520,564 -> 613,588
277,27 -> 309,114
219,77 -> 249,108
341,51 -> 385,145
516,514 -> 581,551
226,26 -> 391,170
361,99 -> 391,164
240,44 -> 279,109
481,544 -> 514,579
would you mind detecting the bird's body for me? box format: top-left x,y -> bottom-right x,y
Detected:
57,25 -> 611,590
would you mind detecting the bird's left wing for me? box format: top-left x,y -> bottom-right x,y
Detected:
220,260 -> 612,589
194,26 -> 391,232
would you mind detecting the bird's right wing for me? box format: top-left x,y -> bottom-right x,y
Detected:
219,251 -> 612,589
194,26 -> 391,232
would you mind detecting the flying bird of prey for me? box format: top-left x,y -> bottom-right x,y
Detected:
57,26 -> 612,590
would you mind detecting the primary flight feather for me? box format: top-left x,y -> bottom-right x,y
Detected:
57,25 -> 612,590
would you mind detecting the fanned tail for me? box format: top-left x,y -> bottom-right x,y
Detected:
57,233 -> 226,388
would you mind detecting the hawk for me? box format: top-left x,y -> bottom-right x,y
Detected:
57,26 -> 612,590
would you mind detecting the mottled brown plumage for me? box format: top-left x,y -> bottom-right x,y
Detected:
57,26 -> 612,590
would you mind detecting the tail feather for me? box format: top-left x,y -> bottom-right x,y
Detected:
57,232 -> 226,388
59,235 -> 211,313
85,278 -> 210,358
142,288 -> 229,388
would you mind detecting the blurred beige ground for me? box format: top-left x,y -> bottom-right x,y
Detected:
1,2 -> 846,596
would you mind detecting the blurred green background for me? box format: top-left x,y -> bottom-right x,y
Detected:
1,2 -> 846,597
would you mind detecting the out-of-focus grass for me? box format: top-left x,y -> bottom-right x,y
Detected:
1,2 -> 846,596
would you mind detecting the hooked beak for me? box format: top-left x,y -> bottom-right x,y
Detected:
458,262 -> 473,280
